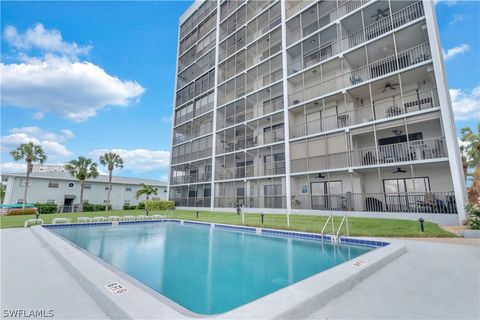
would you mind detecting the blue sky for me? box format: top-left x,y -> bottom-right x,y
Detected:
1,0 -> 479,181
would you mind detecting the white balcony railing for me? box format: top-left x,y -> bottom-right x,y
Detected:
288,42 -> 432,106
291,137 -> 447,173
342,2 -> 424,51
289,88 -> 439,139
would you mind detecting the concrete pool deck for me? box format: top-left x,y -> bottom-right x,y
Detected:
1,227 -> 479,319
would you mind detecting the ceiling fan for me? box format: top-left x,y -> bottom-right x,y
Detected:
393,167 -> 407,174
383,82 -> 399,92
371,8 -> 390,21
315,173 -> 325,179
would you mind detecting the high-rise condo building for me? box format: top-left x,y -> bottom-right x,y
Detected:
169,0 -> 466,224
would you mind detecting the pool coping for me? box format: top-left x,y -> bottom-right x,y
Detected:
32,220 -> 406,319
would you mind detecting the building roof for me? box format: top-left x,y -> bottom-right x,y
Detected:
2,171 -> 167,186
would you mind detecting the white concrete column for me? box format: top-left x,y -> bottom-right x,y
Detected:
280,0 -> 292,226
210,0 -> 222,212
423,0 -> 467,223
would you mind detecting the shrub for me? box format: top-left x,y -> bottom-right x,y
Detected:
83,203 -> 95,212
123,205 -> 137,210
464,203 -> 480,230
34,203 -> 58,214
7,208 -> 38,216
136,202 -> 145,210
145,200 -> 175,211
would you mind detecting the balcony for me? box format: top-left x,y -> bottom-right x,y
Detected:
286,0 -> 368,21
291,191 -> 457,214
288,42 -> 432,106
291,137 -> 447,173
342,2 -> 424,51
171,172 -> 212,185
215,196 -> 286,209
290,88 -> 439,139
171,197 -> 211,208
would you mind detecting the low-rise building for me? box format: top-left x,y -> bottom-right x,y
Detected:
2,171 -> 168,212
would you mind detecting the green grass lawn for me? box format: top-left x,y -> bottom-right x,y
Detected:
0,209 -> 455,237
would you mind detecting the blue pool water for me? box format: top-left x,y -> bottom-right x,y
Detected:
50,222 -> 373,315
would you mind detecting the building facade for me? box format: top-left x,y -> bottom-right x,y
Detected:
2,172 -> 168,212
168,0 -> 466,224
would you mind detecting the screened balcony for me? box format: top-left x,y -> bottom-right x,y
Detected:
290,135 -> 447,173
341,1 -> 424,51
215,177 -> 286,209
216,113 -> 284,154
291,191 -> 456,213
215,145 -> 286,180
170,159 -> 212,185
173,112 -> 213,145
285,0 -> 369,21
170,184 -> 211,208
288,41 -> 432,106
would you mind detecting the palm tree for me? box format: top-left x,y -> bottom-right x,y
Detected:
10,142 -> 47,209
65,157 -> 99,212
135,184 -> 158,215
99,152 -> 124,211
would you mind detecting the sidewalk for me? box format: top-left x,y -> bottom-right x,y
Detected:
1,228 -> 108,319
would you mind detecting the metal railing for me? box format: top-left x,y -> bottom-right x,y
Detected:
171,172 -> 212,185
288,42 -> 431,106
291,137 -> 447,173
289,88 -> 438,138
171,197 -> 211,208
288,40 -> 340,75
342,2 -> 423,50
216,160 -> 286,180
215,196 -> 287,209
291,191 -> 457,214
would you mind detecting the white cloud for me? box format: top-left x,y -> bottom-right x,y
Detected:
1,54 -> 145,122
90,148 -> 170,173
1,127 -> 74,158
0,162 -> 27,174
450,86 -> 480,121
3,24 -> 91,57
443,44 -> 470,61
450,14 -> 465,25
1,24 -> 145,122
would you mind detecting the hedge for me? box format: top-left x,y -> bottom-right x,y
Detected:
144,200 -> 175,211
7,208 -> 38,216
123,205 -> 137,210
82,203 -> 112,212
34,203 -> 58,214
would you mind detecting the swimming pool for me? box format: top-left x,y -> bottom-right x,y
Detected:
50,221 -> 375,315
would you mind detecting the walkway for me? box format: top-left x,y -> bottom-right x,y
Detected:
1,228 -> 108,319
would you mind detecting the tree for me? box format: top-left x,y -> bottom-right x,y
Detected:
135,184 -> 158,215
10,142 -> 47,209
0,184 -> 6,204
99,152 -> 124,211
460,123 -> 480,204
65,157 -> 99,212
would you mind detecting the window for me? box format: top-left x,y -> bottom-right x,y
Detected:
383,178 -> 430,193
17,199 -> 23,204
105,186 -> 112,190
164,189 -> 167,193
48,181 -> 59,188
124,200 -> 131,206
83,200 -> 89,204
125,187 -> 132,191
103,200 -> 108,204
68,182 -> 75,188
84,183 -> 91,190
46,200 -> 55,205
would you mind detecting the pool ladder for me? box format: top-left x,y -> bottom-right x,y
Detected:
321,215 -> 349,244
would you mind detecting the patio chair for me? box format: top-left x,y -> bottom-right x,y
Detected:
52,217 -> 71,224
92,216 -> 106,223
77,217 -> 92,223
